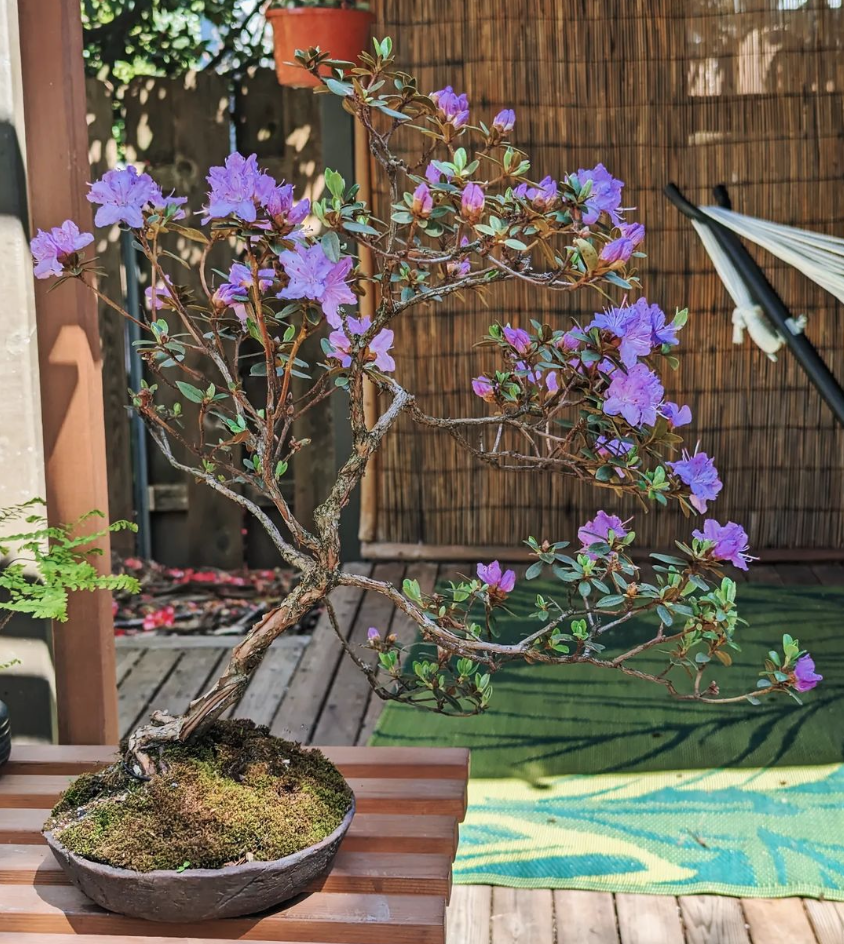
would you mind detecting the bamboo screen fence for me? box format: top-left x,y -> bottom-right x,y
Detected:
370,0 -> 844,552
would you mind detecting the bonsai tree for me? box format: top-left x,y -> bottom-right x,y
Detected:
31,38 -> 821,777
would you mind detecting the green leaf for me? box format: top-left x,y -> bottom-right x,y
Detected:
525,561 -> 544,580
325,78 -> 353,98
343,220 -> 380,236
321,231 -> 342,263
175,381 -> 206,403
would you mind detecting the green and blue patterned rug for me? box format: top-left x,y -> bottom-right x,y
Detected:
371,583 -> 844,898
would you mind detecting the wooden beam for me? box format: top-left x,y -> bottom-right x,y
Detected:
17,0 -> 118,744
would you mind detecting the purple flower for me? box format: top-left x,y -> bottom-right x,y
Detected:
411,182 -> 433,218
87,166 -> 160,228
514,175 -> 558,210
503,325 -> 531,355
557,330 -> 581,352
431,85 -> 469,128
461,182 -> 485,223
144,274 -> 175,311
575,163 -> 624,225
264,181 -> 310,227
661,401 -> 692,428
595,435 -> 633,466
669,450 -> 722,513
545,370 -> 560,394
603,363 -> 664,427
627,297 -> 678,348
692,519 -> 752,570
367,626 -> 381,642
793,654 -> 822,692
425,163 -> 443,185
600,222 -> 645,264
492,109 -> 516,134
578,510 -> 627,552
472,375 -> 496,401
215,262 -> 275,325
588,306 -> 653,368
277,244 -> 355,326
477,560 -> 516,594
447,236 -> 471,278
30,220 -> 94,279
204,152 -> 271,223
328,316 -> 395,372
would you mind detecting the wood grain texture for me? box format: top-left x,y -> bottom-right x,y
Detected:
615,894 -> 684,944
447,884 -> 491,944
679,896 -> 751,944
742,898 -> 818,944
490,887 -> 553,943
804,899 -> 844,944
554,890 -> 620,944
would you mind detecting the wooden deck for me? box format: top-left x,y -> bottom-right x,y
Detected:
109,560 -> 844,943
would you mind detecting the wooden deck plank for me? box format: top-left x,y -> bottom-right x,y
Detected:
114,648 -> 143,684
0,884 -> 447,944
151,648 -> 226,721
0,774 -> 466,817
446,884 -> 491,944
357,561 -> 439,746
804,899 -> 844,944
0,936 -> 339,944
0,844 -> 452,898
490,887 -> 553,943
231,637 -> 307,726
554,890 -> 619,943
809,564 -> 844,587
742,898 -> 817,944
744,565 -> 784,586
270,561 -> 372,743
312,561 -> 406,747
679,895 -> 750,944
615,894 -> 684,944
0,809 -> 460,857
117,648 -> 183,737
3,744 -> 470,780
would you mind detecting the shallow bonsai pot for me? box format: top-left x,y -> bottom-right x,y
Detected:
44,798 -> 354,922
265,7 -> 375,87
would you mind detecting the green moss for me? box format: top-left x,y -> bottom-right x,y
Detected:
48,720 -> 353,872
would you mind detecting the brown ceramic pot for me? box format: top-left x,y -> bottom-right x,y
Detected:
44,798 -> 355,922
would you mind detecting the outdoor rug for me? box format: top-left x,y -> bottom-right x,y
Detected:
370,581 -> 844,898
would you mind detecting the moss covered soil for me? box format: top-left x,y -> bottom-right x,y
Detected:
47,720 -> 354,872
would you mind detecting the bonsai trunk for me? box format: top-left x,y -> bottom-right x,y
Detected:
124,569 -> 330,776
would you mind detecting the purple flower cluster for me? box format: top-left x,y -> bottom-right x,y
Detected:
472,375 -> 496,401
411,182 -> 433,218
30,220 -> 93,279
578,510 -> 627,553
87,166 -> 161,228
461,183 -> 485,223
793,654 -> 823,692
603,363 -> 664,427
477,560 -> 516,595
431,86 -> 470,129
669,450 -> 722,513
594,436 -> 634,477
277,244 -> 356,326
588,298 -> 678,369
204,152 -> 309,227
328,316 -> 395,373
492,109 -> 516,134
600,222 -> 645,265
574,163 -> 624,225
514,175 -> 558,210
503,325 -> 531,355
215,262 -> 275,325
692,519 -> 752,570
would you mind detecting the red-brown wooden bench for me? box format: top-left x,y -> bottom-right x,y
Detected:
0,745 -> 469,944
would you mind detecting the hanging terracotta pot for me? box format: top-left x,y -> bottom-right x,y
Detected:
266,5 -> 375,88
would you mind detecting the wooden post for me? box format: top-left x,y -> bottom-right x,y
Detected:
17,0 -> 119,744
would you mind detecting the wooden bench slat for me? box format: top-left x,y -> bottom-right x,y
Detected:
3,745 -> 470,782
0,810 -> 460,857
0,884 -> 446,944
0,774 -> 466,818
0,936 -> 346,944
0,845 -> 452,898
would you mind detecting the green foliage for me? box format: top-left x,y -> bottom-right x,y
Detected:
81,0 -> 270,83
0,499 -> 139,626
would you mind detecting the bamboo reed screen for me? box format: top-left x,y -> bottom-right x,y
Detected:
369,0 -> 844,551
